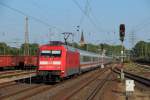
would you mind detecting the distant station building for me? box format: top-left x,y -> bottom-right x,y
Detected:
79,31 -> 86,46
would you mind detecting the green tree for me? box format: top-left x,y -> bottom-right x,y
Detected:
132,41 -> 150,63
20,43 -> 39,56
0,42 -> 8,55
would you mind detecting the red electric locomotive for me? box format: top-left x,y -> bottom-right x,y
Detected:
38,41 -> 101,82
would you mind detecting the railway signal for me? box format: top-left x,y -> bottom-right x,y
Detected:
119,24 -> 125,81
119,24 -> 125,42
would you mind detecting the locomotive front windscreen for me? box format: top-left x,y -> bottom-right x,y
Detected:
40,50 -> 61,57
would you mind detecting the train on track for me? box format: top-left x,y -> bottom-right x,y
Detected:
0,55 -> 38,70
37,41 -> 112,82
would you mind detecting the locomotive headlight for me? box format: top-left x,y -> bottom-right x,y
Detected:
53,61 -> 61,65
61,70 -> 65,73
40,61 -> 48,65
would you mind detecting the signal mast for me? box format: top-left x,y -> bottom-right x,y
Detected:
119,24 -> 125,81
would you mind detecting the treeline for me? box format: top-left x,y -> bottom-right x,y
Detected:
0,42 -> 38,56
0,42 -> 123,57
1,41 -> 149,62
72,42 -> 123,56
132,41 -> 150,63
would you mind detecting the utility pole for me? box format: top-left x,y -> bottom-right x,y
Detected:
100,44 -> 104,68
24,16 -> 29,56
129,30 -> 136,59
130,31 -> 136,49
23,16 -> 31,84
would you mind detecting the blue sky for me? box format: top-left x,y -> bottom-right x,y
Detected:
0,0 -> 150,48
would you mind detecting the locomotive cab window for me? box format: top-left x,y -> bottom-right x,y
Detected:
40,50 -> 61,57
51,50 -> 61,57
40,50 -> 51,56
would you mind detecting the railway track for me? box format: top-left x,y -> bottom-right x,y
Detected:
135,63 -> 150,70
63,70 -> 109,100
0,70 -> 22,75
0,81 -> 18,89
0,71 -> 36,84
86,71 -> 111,100
0,75 -> 72,99
0,84 -> 46,99
42,68 -> 109,100
0,70 -> 35,78
0,65 -> 112,100
0,71 -> 35,89
0,77 -> 74,100
1,69 -> 105,99
20,70 -> 103,100
113,68 -> 150,86
21,67 -> 111,100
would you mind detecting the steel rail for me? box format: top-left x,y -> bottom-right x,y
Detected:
1,64 -> 112,99
0,70 -> 22,75
0,85 -> 42,99
135,63 -> 150,70
21,69 -> 103,100
114,68 -> 150,86
0,71 -> 36,79
0,81 -> 17,89
62,68 -> 109,100
86,71 -> 112,100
